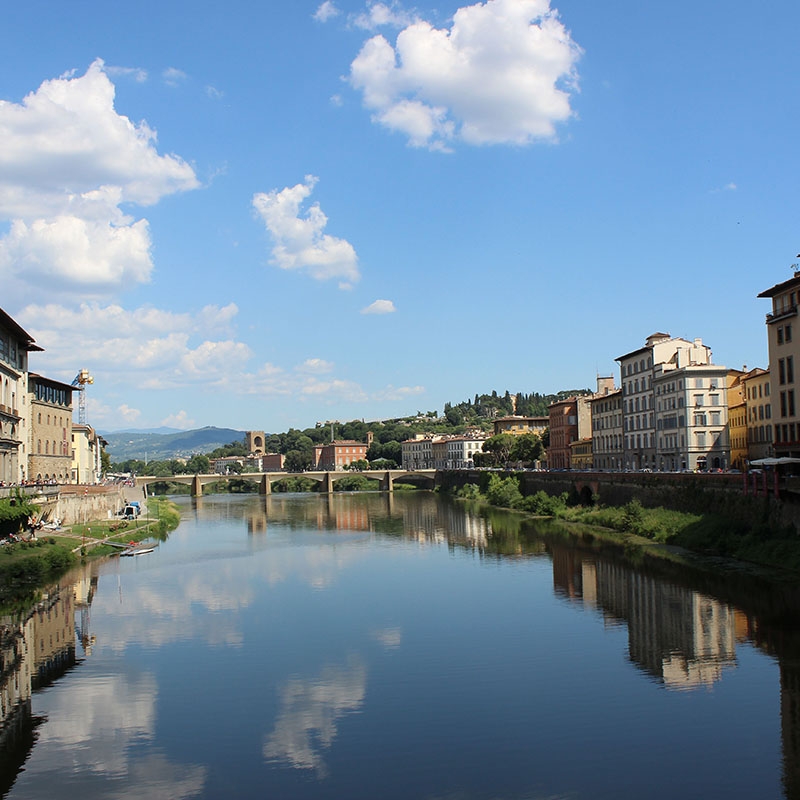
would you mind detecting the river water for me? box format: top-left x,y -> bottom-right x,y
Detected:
1,491 -> 799,799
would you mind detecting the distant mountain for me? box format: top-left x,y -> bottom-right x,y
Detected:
102,426 -> 246,462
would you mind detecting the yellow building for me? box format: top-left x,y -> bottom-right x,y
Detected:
492,416 -> 548,437
742,367 -> 773,462
570,438 -> 593,470
727,372 -> 747,471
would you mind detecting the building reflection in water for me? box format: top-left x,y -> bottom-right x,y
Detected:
0,563 -> 97,793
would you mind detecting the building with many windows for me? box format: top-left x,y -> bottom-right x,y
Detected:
758,274 -> 800,457
727,372 -> 748,471
617,334 -> 714,471
652,362 -> 735,472
742,367 -> 773,463
0,310 -> 42,484
313,440 -> 368,471
28,373 -> 74,483
591,388 -> 623,470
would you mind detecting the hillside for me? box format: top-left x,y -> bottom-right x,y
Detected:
102,426 -> 245,462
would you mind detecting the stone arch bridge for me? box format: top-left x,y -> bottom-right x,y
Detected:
135,469 -> 437,496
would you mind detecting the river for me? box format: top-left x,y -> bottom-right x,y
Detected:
1,491 -> 798,799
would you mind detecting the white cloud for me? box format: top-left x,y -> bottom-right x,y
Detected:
163,67 -> 187,87
105,65 -> 148,83
0,59 -> 199,301
349,0 -> 582,149
361,299 -> 396,314
252,176 -> 360,287
314,1 -> 340,22
117,404 -> 142,425
206,85 -> 224,100
161,410 -> 196,429
353,1 -> 418,31
296,358 -> 335,374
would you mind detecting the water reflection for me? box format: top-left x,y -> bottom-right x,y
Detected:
263,655 -> 367,777
1,493 -> 800,798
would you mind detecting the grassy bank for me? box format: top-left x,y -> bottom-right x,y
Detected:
0,498 -> 182,611
450,474 -> 800,575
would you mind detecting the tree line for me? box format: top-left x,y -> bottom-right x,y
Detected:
109,386 -> 577,476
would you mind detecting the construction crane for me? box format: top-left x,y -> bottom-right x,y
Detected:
71,368 -> 94,425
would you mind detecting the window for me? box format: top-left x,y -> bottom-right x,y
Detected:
711,411 -> 721,426
781,391 -> 787,417
788,324 -> 793,343
789,356 -> 795,384
778,327 -> 785,345
694,394 -> 704,407
780,359 -> 786,385
790,390 -> 796,417
709,394 -> 719,406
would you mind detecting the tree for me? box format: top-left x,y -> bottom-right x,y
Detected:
184,454 -> 210,474
482,434 -> 516,466
284,449 -> 311,472
510,434 -> 543,466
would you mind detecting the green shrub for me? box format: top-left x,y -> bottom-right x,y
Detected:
485,475 -> 523,509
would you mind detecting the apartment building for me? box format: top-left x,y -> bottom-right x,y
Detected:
758,274 -> 800,457
742,367 -> 773,462
617,334 -> 713,471
727,373 -> 748,471
431,435 -> 486,469
591,388 -> 623,470
653,362 -> 734,472
71,424 -> 106,484
548,395 -> 592,470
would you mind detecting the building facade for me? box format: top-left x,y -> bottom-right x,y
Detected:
402,435 -> 434,470
742,367 -> 773,463
28,373 -> 74,483
617,334 -> 714,471
758,274 -> 800,457
653,362 -> 734,472
591,388 -> 623,470
492,416 -> 548,437
71,424 -> 106,484
0,310 -> 41,485
313,440 -> 368,471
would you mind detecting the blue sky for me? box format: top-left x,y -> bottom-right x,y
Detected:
1,0 -> 798,433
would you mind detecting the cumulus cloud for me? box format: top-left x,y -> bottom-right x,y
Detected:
361,299 -> 396,314
252,176 -> 360,287
16,301 -> 416,427
105,64 -> 148,83
0,59 -> 199,301
314,1 -> 339,22
349,0 -> 582,149
353,1 -> 418,30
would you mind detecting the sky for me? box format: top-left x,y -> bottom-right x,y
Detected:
1,0 -> 798,434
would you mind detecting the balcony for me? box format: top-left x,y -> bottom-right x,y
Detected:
766,305 -> 798,324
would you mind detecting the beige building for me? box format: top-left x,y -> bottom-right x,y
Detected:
617,333 -> 714,471
431,435 -> 487,469
758,274 -> 800,457
402,434 -> 435,469
28,373 -> 74,484
0,309 -> 42,485
71,424 -> 106,484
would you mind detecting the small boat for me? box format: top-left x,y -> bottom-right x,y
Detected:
120,543 -> 157,557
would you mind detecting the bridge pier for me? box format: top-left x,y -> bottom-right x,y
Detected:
382,471 -> 393,492
191,475 -> 203,497
260,474 -> 271,495
323,472 -> 333,494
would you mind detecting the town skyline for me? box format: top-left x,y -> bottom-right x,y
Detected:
1,1 -> 797,433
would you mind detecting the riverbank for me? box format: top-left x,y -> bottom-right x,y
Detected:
448,474 -> 800,579
0,498 -> 181,611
